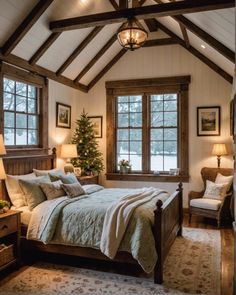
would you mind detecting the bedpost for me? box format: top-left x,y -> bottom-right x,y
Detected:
154,199 -> 163,284
51,147 -> 57,168
177,182 -> 183,236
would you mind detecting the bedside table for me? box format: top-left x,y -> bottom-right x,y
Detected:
0,210 -> 21,271
77,175 -> 99,185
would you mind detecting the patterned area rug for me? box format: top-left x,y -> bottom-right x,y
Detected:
0,228 -> 221,295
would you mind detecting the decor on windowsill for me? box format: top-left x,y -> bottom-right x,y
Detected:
117,17 -> 148,51
0,200 -> 10,214
71,110 -> 104,176
61,144 -> 78,173
118,159 -> 131,174
212,143 -> 228,168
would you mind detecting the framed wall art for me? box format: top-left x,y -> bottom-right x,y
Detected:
197,106 -> 220,136
56,102 -> 71,129
88,116 -> 103,138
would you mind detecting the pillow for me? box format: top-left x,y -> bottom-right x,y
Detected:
19,175 -> 51,211
203,180 -> 228,200
40,180 -> 65,200
61,183 -> 85,198
215,173 -> 233,192
5,173 -> 37,208
33,168 -> 64,177
50,173 -> 79,184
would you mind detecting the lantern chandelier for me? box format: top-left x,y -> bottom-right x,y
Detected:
117,17 -> 148,51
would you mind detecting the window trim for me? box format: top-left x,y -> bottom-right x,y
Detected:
106,76 -> 190,182
0,63 -> 48,156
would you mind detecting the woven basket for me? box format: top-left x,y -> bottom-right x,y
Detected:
0,244 -> 14,267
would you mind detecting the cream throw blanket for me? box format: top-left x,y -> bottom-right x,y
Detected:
100,187 -> 166,259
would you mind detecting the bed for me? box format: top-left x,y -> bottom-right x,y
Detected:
1,148 -> 183,284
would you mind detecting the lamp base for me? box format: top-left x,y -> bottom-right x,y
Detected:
64,163 -> 74,174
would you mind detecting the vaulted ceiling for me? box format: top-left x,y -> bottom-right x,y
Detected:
0,0 -> 234,92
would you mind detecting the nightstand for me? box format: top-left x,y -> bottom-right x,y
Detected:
0,210 -> 21,271
77,175 -> 99,185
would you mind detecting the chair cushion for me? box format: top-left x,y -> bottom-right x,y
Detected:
203,180 -> 228,200
190,198 -> 222,211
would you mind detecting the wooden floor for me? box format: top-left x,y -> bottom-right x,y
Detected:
184,214 -> 234,295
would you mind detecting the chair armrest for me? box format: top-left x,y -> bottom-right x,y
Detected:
188,190 -> 204,206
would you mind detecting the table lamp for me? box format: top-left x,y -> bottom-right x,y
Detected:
212,143 -> 227,168
0,158 -> 6,180
61,144 -> 78,173
0,134 -> 6,156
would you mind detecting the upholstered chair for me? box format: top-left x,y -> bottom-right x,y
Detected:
188,167 -> 234,228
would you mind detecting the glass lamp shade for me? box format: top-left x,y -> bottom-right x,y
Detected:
212,143 -> 227,156
117,18 -> 148,51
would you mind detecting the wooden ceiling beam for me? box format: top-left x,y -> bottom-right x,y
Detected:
143,37 -> 178,47
119,0 -> 128,9
109,0 -> 119,10
173,15 -> 235,62
74,34 -> 117,83
56,26 -> 103,76
155,21 -> 233,84
49,0 -> 235,32
87,49 -> 127,90
2,0 -> 54,56
29,32 -> 61,65
0,51 -> 88,92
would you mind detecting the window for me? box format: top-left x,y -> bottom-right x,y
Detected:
3,78 -> 39,146
106,76 -> 190,182
0,63 -> 48,154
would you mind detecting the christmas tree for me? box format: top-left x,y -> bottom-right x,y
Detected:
71,110 -> 104,176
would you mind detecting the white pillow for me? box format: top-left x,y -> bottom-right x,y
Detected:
33,168 -> 64,177
203,180 -> 228,200
215,173 -> 233,192
5,173 -> 37,208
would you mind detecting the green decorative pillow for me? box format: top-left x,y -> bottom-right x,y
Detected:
61,183 -> 85,198
50,173 -> 79,184
19,175 -> 51,211
40,180 -> 65,200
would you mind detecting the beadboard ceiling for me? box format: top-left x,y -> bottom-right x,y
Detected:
0,0 -> 234,92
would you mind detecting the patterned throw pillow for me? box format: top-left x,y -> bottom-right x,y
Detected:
61,183 -> 85,198
203,180 -> 228,200
215,173 -> 233,192
40,180 -> 65,200
19,175 -> 51,211
50,173 -> 79,184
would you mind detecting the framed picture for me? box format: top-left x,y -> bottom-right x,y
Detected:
88,116 -> 103,138
56,102 -> 71,129
197,106 -> 220,136
230,99 -> 234,136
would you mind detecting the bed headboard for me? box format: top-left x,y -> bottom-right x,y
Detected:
1,148 -> 57,202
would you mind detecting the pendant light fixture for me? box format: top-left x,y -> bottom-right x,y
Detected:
117,17 -> 148,51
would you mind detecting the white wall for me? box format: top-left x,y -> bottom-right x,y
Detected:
48,80 -> 83,168
79,44 -> 233,207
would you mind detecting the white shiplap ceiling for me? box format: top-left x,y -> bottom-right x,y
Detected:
0,0 -> 234,91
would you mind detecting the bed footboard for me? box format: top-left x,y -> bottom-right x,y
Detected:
153,182 -> 183,284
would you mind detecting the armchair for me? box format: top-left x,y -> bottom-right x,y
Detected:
189,167 -> 233,228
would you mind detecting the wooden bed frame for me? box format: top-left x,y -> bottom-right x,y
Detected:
2,149 -> 183,284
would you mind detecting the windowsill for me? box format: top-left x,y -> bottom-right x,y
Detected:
5,147 -> 50,157
106,173 -> 189,182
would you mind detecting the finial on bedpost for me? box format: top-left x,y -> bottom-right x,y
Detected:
52,147 -> 56,155
155,199 -> 163,212
177,182 -> 183,193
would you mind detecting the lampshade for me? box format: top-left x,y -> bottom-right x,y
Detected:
0,134 -> 6,155
117,17 -> 148,51
61,144 -> 78,158
212,143 -> 228,156
0,158 -> 6,180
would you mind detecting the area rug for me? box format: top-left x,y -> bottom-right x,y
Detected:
0,228 -> 221,295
